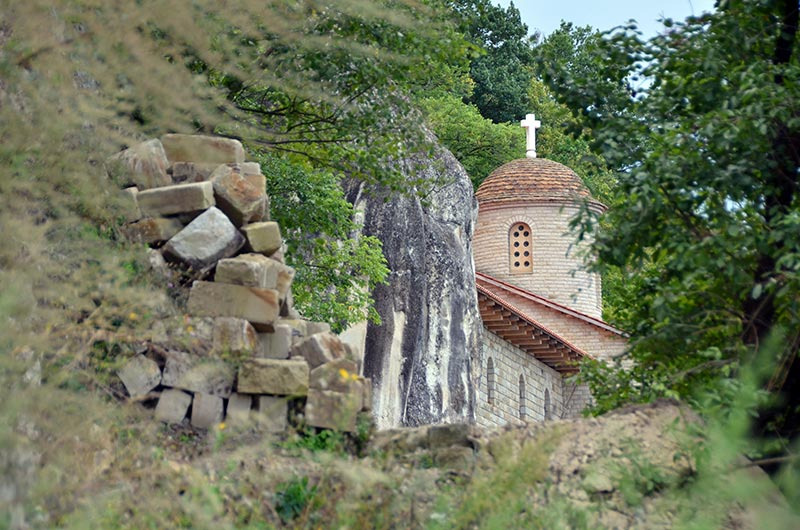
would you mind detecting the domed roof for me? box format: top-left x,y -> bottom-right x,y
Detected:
476,158 -> 596,206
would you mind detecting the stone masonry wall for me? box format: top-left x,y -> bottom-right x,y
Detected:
476,329 -> 567,428
473,201 -> 602,319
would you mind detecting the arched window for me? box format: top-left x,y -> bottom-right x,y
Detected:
544,389 -> 552,420
487,358 -> 496,405
519,375 -> 527,420
509,222 -> 533,273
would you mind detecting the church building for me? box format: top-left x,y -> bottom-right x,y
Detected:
474,115 -> 627,427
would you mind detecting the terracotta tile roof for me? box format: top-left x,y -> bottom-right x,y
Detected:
476,272 -> 627,336
476,158 -> 602,207
477,284 -> 591,374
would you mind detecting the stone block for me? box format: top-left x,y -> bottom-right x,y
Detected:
120,187 -> 142,222
215,253 -> 271,288
343,343 -> 363,374
106,139 -> 171,190
118,355 -> 161,398
191,392 -> 224,429
186,281 -> 280,328
211,165 -> 266,226
120,217 -> 183,245
256,395 -> 288,433
225,393 -> 252,425
241,222 -> 282,255
291,332 -> 346,369
215,254 -> 294,301
306,321 -> 331,336
163,207 -> 244,270
168,161 -> 218,183
309,358 -> 359,393
273,263 -> 295,300
279,319 -> 308,337
149,316 -> 215,356
212,317 -> 257,357
237,358 -> 309,396
305,388 -> 361,432
161,133 -> 245,165
155,389 -> 192,423
238,162 -> 262,176
257,325 -> 292,359
161,350 -> 234,397
136,181 -> 214,217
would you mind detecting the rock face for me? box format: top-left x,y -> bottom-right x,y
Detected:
345,136 -> 481,428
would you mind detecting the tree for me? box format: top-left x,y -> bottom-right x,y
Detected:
417,94 -> 523,188
448,0 -> 534,123
576,0 -> 800,451
533,21 -> 637,153
257,154 -> 388,332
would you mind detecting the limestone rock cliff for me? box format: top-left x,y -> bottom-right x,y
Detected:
345,141 -> 481,428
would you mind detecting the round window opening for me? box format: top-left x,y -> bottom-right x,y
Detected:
514,261 -> 520,267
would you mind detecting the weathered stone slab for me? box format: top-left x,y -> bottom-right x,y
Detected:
187,281 -> 280,327
273,263 -> 295,301
343,343 -> 363,374
309,358 -> 359,393
291,332 -> 346,369
212,317 -> 257,357
106,139 -> 171,190
215,253 -> 271,288
279,319 -> 308,338
161,350 -> 234,397
148,316 -> 215,356
305,388 -> 361,432
237,358 -> 309,396
215,254 -> 294,301
168,161 -> 218,183
256,395 -> 288,433
136,181 -> 215,217
154,389 -> 192,423
163,207 -> 244,270
120,217 -> 183,245
257,325 -> 292,359
241,222 -> 282,255
238,162 -> 262,176
161,134 -> 245,165
120,187 -> 142,222
191,392 -> 224,429
225,393 -> 252,425
118,355 -> 161,398
211,165 -> 266,226
306,321 -> 331,336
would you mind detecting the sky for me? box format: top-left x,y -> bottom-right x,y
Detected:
497,0 -> 717,39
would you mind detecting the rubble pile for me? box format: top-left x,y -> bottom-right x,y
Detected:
109,134 -> 370,432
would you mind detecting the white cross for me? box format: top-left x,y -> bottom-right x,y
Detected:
520,113 -> 541,158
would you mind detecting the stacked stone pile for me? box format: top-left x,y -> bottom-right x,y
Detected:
108,134 -> 371,432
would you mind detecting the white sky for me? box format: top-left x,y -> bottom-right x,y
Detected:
497,0 -> 718,38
